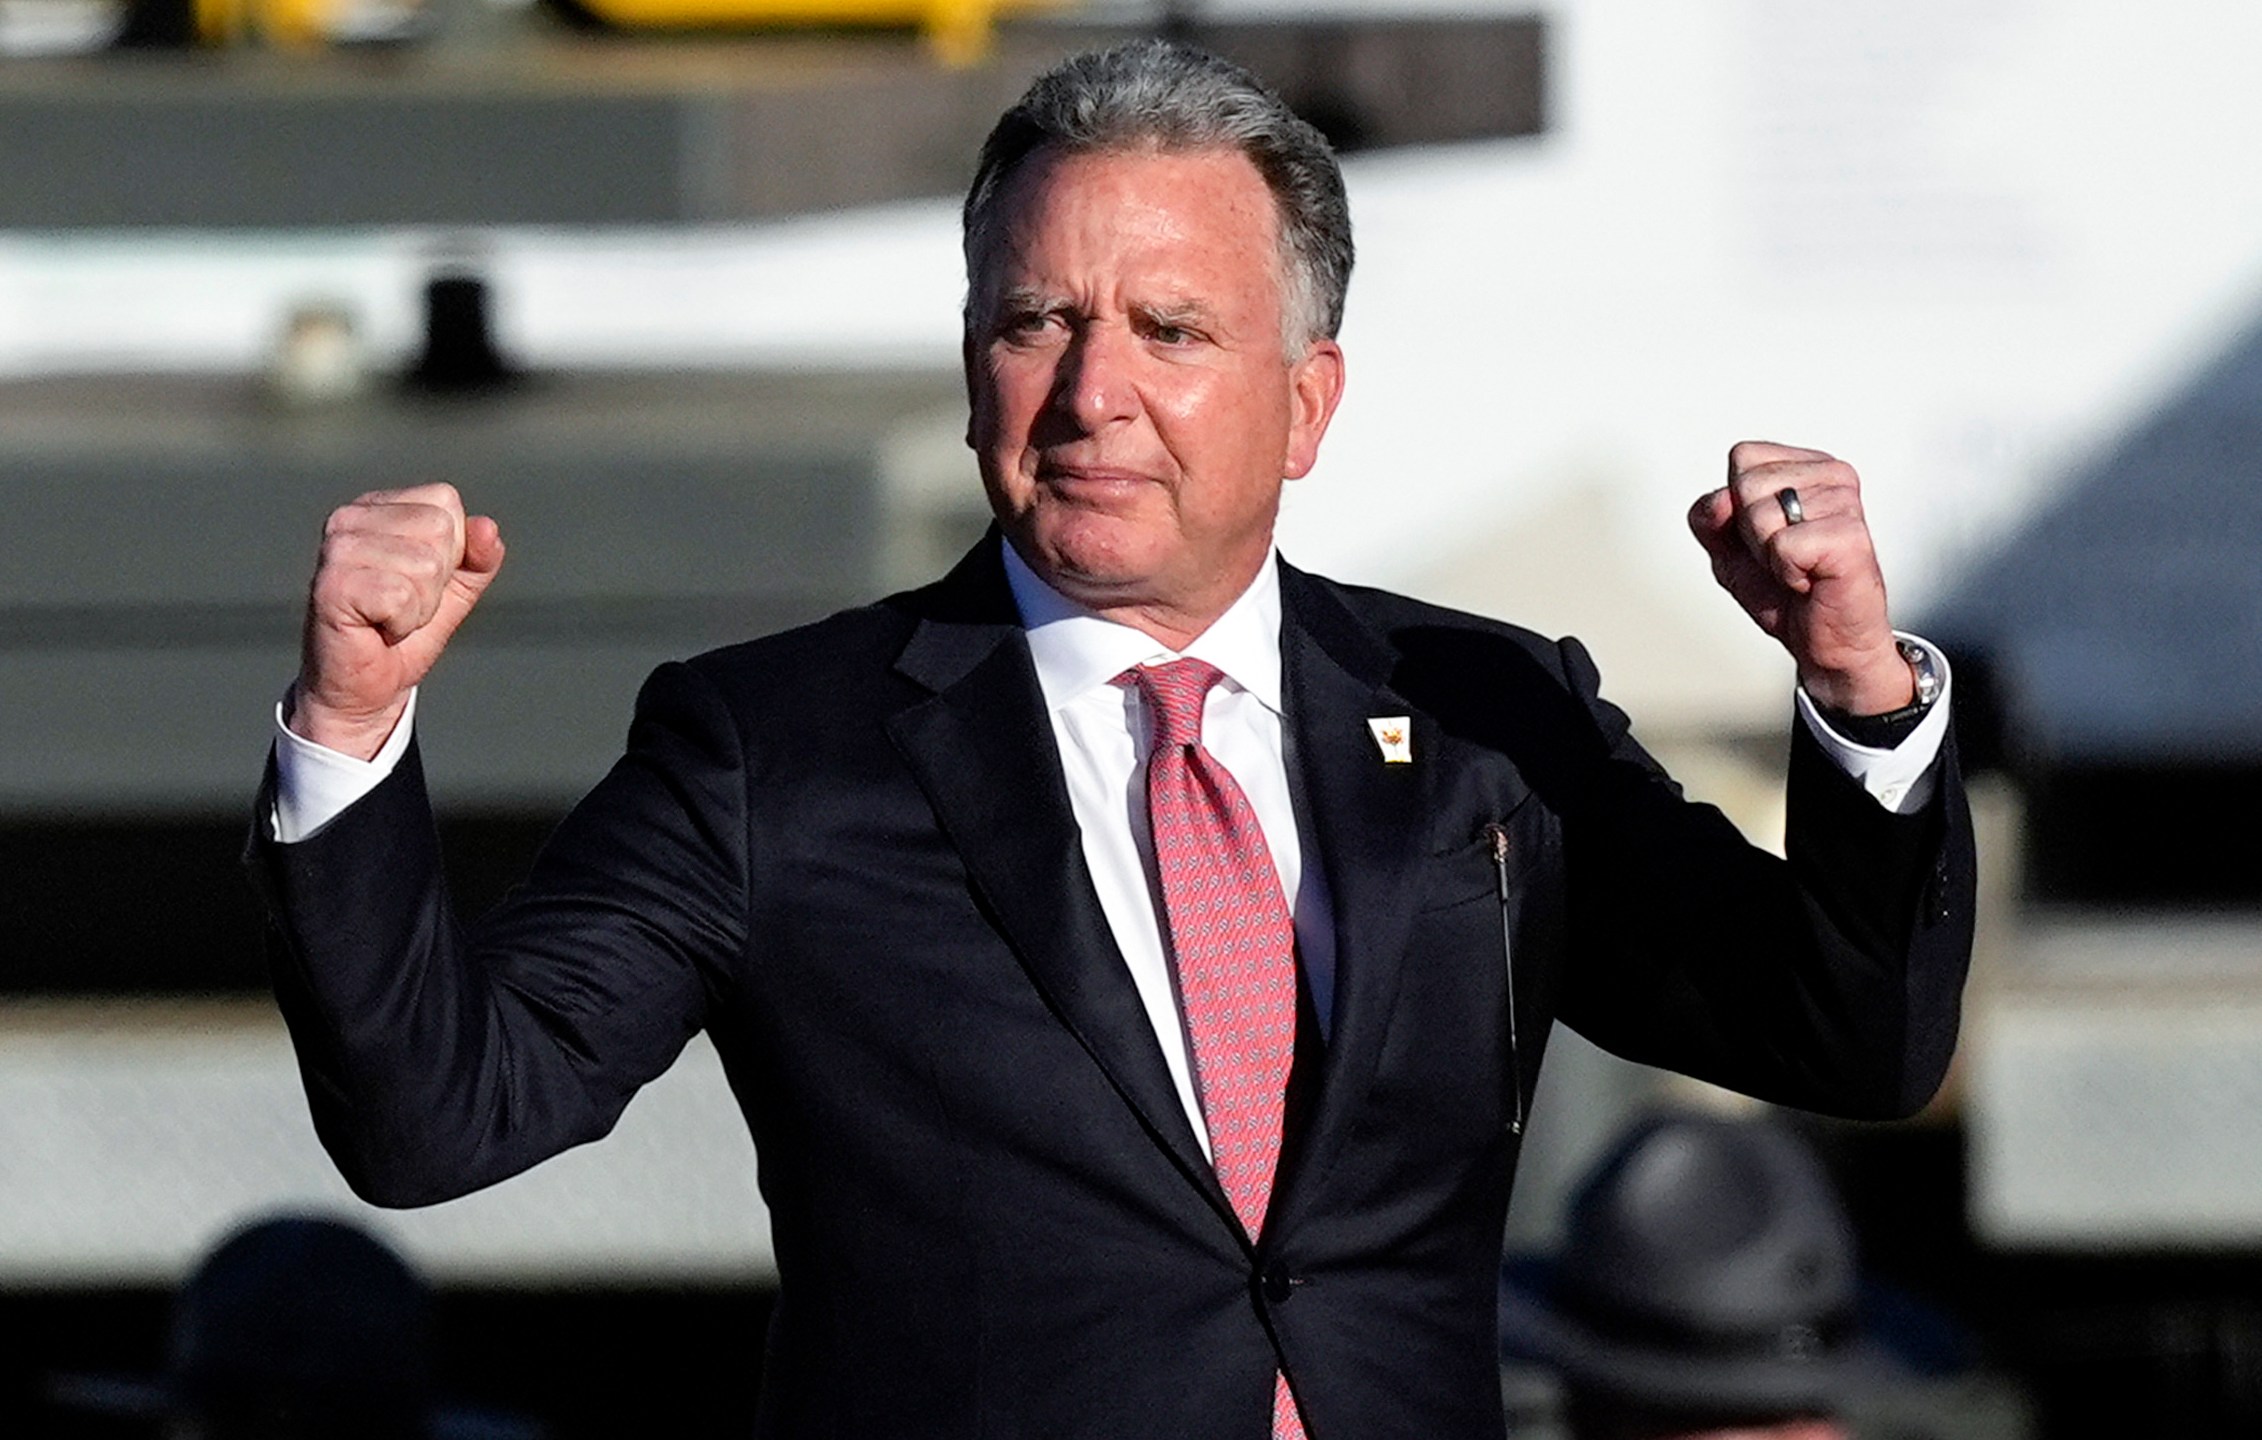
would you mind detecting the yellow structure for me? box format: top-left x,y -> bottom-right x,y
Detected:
560,0 -> 1061,64
189,0 -> 1052,62
190,0 -> 420,49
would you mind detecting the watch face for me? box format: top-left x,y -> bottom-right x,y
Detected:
1898,639 -> 1943,706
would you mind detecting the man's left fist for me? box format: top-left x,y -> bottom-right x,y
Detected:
1688,441 -> 1914,716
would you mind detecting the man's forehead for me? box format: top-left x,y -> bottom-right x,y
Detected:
997,143 -> 1274,224
985,148 -> 1279,275
966,142 -> 1298,346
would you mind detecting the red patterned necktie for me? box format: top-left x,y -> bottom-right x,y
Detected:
1126,659 -> 1308,1440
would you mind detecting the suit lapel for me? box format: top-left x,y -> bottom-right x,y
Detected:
1267,565 -> 1438,1232
884,545 -> 1231,1224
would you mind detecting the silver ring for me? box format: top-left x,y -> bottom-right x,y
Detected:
1775,487 -> 1806,525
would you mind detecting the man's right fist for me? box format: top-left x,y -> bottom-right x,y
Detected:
290,483 -> 505,759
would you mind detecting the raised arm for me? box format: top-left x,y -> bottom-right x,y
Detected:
253,485 -> 734,1206
1557,443 -> 1972,1117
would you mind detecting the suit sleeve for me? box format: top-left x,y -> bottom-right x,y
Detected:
1548,636 -> 1975,1120
248,660 -> 748,1206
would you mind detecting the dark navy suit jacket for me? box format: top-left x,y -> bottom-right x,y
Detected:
253,541 -> 1974,1439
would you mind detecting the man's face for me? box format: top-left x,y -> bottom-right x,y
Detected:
965,145 -> 1345,644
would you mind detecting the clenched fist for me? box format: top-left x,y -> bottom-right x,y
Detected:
290,483 -> 505,759
1688,442 -> 1913,717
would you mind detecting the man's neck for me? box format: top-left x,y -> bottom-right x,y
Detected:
998,540 -> 1272,653
1002,537 -> 1285,715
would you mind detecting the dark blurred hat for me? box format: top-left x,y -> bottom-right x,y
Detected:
1500,1111 -> 1889,1417
52,1214 -> 540,1440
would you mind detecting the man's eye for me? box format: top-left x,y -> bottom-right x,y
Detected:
1139,314 -> 1203,345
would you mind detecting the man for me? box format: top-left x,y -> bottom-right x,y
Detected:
253,42 -> 1973,1439
52,1214 -> 543,1440
1499,1112 -> 1883,1440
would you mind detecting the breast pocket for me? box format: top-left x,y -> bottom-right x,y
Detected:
1412,820 -> 1528,1133
1420,826 -> 1509,911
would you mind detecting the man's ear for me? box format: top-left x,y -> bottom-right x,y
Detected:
1282,339 -> 1346,480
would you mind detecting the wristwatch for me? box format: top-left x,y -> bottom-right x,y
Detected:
1816,638 -> 1941,748
1898,637 -> 1942,711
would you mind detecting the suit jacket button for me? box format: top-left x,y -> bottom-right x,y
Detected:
1261,1264 -> 1295,1304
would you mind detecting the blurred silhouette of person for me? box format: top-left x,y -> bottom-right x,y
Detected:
1499,1111 -> 1886,1440
51,1213 -> 540,1440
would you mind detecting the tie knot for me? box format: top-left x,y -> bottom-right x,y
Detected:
1125,658 -> 1224,750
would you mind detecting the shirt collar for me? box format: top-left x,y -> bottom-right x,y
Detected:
1000,536 -> 1284,716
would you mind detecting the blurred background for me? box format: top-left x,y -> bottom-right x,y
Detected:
3,0 -> 2259,1434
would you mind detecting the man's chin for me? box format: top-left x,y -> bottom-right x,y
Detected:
1040,559 -> 1162,612
1017,523 -> 1172,603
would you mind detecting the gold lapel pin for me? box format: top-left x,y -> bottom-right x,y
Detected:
1367,716 -> 1413,764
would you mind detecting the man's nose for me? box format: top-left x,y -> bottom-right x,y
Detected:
1052,323 -> 1140,431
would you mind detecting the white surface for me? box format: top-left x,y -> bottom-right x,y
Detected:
0,1005 -> 772,1284
1971,921 -> 2262,1247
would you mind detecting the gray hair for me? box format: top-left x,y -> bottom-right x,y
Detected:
961,40 -> 1354,352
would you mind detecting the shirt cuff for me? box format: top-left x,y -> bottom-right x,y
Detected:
1793,634 -> 1951,816
270,688 -> 419,843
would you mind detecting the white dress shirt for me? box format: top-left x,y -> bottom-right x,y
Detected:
270,539 -> 1953,1156
1001,541 -> 1334,1161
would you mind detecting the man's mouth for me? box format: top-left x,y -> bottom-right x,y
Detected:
1035,463 -> 1157,504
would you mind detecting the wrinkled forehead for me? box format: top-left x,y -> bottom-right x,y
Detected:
965,142 -> 1288,316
